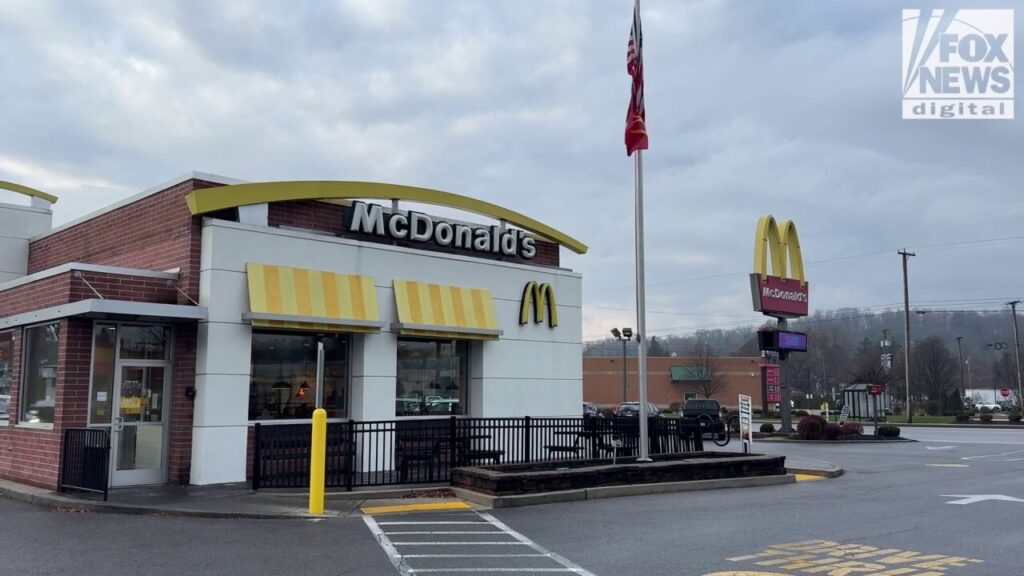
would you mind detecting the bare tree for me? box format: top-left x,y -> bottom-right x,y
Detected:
911,336 -> 957,415
685,340 -> 728,399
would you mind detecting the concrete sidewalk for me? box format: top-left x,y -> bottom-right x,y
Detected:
0,455 -> 843,518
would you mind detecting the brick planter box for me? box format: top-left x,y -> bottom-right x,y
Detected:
451,452 -> 786,496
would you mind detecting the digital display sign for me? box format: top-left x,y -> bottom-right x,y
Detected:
777,330 -> 807,352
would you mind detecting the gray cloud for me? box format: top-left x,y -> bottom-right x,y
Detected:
0,0 -> 1020,341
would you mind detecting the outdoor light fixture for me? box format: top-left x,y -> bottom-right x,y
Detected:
611,327 -> 634,403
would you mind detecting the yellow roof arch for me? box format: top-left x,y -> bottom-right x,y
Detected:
185,180 -> 587,254
0,180 -> 58,204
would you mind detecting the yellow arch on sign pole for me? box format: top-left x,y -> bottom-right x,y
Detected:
754,215 -> 805,284
0,180 -> 58,204
185,181 -> 587,255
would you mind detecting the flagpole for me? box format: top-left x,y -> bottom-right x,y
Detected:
634,148 -> 651,461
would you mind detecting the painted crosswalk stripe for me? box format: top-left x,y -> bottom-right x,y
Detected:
364,511 -> 596,576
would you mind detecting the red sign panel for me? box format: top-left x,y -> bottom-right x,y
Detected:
751,274 -> 809,318
761,364 -> 781,403
1000,388 -> 1012,398
868,384 -> 884,396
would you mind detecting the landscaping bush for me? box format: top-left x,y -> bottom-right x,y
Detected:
823,423 -> 842,440
979,406 -> 992,414
980,413 -> 994,423
1009,411 -> 1022,423
669,401 -> 683,412
954,412 -> 971,423
839,422 -> 864,435
797,415 -> 827,440
877,424 -> 901,438
759,423 -> 775,433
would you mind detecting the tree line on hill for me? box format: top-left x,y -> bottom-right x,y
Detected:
585,308 -> 1021,414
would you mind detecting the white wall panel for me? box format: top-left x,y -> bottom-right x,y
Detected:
189,426 -> 248,485
195,321 -> 252,376
191,374 -> 250,427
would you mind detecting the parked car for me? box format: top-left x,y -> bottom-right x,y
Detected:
583,402 -> 599,417
975,403 -> 1001,411
614,401 -> 660,417
681,398 -> 722,420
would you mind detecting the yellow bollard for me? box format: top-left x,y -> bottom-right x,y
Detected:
309,408 -> 327,515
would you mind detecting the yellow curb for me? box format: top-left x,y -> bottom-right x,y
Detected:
360,500 -> 472,515
794,474 -> 826,482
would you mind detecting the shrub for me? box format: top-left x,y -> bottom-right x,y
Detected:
954,412 -> 971,423
1009,412 -> 1022,423
823,423 -> 842,440
913,408 -> 927,417
760,423 -> 775,433
979,406 -> 992,414
797,415 -> 828,440
839,422 -> 864,435
669,401 -> 683,412
877,424 -> 901,438
980,413 -> 994,423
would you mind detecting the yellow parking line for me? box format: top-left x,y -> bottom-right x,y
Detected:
360,501 -> 472,515
794,474 -> 825,482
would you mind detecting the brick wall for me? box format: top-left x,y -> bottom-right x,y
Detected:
27,178 -> 226,302
0,319 -> 94,489
168,324 -> 196,485
0,271 -> 179,318
583,356 -> 763,409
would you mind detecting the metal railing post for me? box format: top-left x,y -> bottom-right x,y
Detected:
523,416 -> 532,463
252,423 -> 261,491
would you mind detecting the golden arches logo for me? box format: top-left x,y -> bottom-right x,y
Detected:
519,281 -> 557,328
754,215 -> 804,284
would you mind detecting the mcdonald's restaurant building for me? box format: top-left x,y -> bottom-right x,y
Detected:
0,173 -> 584,488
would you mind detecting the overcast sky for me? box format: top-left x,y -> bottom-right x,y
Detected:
0,0 -> 1021,341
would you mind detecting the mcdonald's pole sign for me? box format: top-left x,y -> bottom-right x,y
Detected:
750,215 -> 809,318
519,281 -> 558,327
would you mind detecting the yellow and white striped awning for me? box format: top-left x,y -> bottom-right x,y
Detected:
243,263 -> 383,333
392,280 -> 502,341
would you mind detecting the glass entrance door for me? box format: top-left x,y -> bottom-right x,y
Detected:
111,365 -> 168,486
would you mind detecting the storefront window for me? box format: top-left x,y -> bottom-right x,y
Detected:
249,331 -> 349,420
119,325 -> 170,360
90,324 -> 117,424
20,323 -> 60,424
396,339 -> 469,417
0,331 -> 12,422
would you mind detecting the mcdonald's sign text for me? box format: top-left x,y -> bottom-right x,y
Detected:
519,281 -> 558,328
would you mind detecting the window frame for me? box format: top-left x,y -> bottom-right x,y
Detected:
18,321 -> 61,428
0,330 -> 13,424
247,329 -> 352,424
395,337 -> 471,419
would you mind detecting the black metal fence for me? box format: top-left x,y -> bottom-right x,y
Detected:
252,416 -> 704,490
58,428 -> 110,500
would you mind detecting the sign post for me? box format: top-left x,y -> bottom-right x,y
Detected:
751,215 -> 810,433
739,394 -> 753,454
868,384 -> 884,435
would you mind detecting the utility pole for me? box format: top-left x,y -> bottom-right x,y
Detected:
956,336 -> 965,407
1008,301 -> 1023,411
899,250 -> 915,423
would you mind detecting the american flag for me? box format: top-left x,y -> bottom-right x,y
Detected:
625,0 -> 648,156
